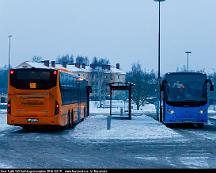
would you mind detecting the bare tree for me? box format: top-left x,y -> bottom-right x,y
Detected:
91,57 -> 110,65
69,54 -> 74,64
89,57 -> 111,105
76,55 -> 89,65
0,68 -> 8,94
56,54 -> 70,65
90,66 -> 110,105
92,57 -> 99,65
126,63 -> 157,110
32,56 -> 43,63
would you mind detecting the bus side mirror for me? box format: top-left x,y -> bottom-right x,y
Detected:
210,84 -> 214,91
87,86 -> 92,93
161,80 -> 167,91
160,84 -> 164,91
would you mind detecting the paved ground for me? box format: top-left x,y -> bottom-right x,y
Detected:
1,113 -> 216,169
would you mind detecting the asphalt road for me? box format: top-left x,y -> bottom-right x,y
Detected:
1,113 -> 216,169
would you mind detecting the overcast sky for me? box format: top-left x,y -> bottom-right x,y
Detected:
1,0 -> 216,74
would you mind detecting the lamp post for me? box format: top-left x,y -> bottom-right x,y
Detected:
8,35 -> 12,70
154,0 -> 165,122
185,51 -> 191,72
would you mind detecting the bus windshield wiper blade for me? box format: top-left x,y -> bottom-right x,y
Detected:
183,100 -> 203,102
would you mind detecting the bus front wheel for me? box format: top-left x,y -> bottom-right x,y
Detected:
196,123 -> 204,128
164,123 -> 174,128
70,110 -> 74,127
65,111 -> 70,129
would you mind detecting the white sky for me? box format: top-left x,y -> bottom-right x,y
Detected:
0,0 -> 216,74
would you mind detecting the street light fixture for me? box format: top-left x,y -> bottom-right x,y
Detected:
8,35 -> 12,70
154,0 -> 166,122
185,51 -> 192,72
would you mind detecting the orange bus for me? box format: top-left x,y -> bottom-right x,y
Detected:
7,67 -> 91,129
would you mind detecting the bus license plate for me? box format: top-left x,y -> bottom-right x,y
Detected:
26,118 -> 39,122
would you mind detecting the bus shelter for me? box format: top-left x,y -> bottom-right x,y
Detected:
107,82 -> 135,121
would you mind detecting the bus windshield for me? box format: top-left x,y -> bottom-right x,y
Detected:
165,73 -> 207,102
10,69 -> 57,90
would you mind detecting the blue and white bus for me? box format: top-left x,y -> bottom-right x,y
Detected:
161,72 -> 214,127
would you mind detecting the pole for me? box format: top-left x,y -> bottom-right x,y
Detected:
129,86 -> 132,120
107,85 -> 112,130
187,53 -> 189,71
8,35 -> 12,70
158,0 -> 161,82
154,0 -> 165,122
185,51 -> 191,72
158,0 -> 162,122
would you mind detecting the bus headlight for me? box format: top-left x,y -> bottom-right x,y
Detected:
199,110 -> 205,114
167,109 -> 175,114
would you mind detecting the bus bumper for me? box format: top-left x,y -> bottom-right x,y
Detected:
7,116 -> 65,126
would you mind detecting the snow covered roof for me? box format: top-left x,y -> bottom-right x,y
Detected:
110,66 -> 126,75
15,61 -> 126,75
15,61 -> 50,69
67,64 -> 90,73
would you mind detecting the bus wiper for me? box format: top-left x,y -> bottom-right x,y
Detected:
183,100 -> 200,102
183,99 -> 206,102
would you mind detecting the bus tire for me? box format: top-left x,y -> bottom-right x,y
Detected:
165,123 -> 173,128
66,111 -> 70,129
22,125 -> 33,131
196,123 -> 204,128
70,110 -> 74,127
84,107 -> 86,118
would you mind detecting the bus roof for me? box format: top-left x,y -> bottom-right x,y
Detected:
165,72 -> 206,76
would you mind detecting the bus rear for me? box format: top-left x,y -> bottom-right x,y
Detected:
7,68 -> 59,127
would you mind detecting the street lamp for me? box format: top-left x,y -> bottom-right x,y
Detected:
154,0 -> 165,122
8,35 -> 12,70
185,51 -> 191,72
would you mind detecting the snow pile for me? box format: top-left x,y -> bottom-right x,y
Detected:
208,105 -> 216,114
0,114 -> 11,132
89,101 -> 156,115
208,110 -> 216,114
89,101 -> 110,114
0,163 -> 13,168
69,115 -> 182,140
140,104 -> 156,113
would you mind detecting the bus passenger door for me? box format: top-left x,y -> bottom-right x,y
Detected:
161,80 -> 168,122
77,82 -> 81,121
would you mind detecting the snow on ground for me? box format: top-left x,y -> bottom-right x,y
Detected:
208,105 -> 216,114
69,114 -> 183,140
208,105 -> 216,120
0,114 -> 11,132
90,100 -> 156,115
208,114 -> 216,121
179,157 -> 209,168
0,162 -> 13,168
141,104 -> 156,114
